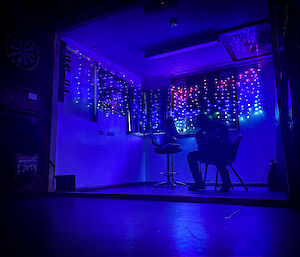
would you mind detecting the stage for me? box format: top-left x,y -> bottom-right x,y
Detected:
53,183 -> 289,208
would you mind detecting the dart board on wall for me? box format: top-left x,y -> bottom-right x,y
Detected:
5,33 -> 40,70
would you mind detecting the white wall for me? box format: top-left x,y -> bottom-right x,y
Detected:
55,104 -> 144,188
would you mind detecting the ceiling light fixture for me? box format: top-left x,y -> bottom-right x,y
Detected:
145,40 -> 219,60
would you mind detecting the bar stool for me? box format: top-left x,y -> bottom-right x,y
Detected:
152,135 -> 186,191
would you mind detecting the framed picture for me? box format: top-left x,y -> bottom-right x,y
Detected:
15,154 -> 39,178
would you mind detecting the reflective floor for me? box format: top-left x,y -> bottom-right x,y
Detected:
1,196 -> 299,256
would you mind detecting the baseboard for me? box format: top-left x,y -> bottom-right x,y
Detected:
76,181 -> 268,192
76,182 -> 154,192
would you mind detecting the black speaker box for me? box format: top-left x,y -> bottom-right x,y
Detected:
55,175 -> 75,192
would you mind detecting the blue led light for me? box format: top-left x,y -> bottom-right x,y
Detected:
67,47 -> 264,134
237,66 -> 263,121
169,71 -> 238,133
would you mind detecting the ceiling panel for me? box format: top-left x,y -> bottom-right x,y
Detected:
60,0 -> 270,84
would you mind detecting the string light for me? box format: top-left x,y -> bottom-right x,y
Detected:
97,69 -> 131,117
237,66 -> 263,120
148,89 -> 162,133
170,71 -> 238,134
67,46 -> 264,135
68,51 -> 96,110
130,87 -> 147,133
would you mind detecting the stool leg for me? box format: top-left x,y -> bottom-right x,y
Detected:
215,168 -> 219,192
204,164 -> 208,184
171,154 -> 174,181
230,168 -> 234,189
153,181 -> 169,191
230,165 -> 248,191
167,154 -> 170,183
154,152 -> 187,192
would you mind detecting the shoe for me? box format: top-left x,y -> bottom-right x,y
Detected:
220,184 -> 231,192
188,183 -> 206,191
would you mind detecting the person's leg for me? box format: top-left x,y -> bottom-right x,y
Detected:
218,165 -> 231,191
187,151 -> 205,186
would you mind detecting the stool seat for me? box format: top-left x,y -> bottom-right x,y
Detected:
154,145 -> 182,154
160,171 -> 179,176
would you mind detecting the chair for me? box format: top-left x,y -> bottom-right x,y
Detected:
152,117 -> 186,191
203,134 -> 248,191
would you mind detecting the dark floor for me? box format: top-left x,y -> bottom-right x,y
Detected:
1,196 -> 299,256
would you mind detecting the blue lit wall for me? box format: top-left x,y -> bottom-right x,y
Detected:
233,61 -> 277,183
55,48 -> 144,188
55,44 -> 278,186
55,109 -> 144,188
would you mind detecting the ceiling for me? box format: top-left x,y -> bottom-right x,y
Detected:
60,0 -> 270,87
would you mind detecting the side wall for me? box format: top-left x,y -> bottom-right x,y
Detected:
55,105 -> 144,188
0,5 -> 54,193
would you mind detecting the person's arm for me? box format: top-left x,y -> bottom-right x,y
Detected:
215,122 -> 231,144
219,123 -> 229,137
195,129 -> 205,147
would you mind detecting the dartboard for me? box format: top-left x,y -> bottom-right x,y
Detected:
5,33 -> 40,70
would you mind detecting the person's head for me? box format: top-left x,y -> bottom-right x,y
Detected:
195,113 -> 212,129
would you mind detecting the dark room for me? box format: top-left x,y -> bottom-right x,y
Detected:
1,0 -> 300,256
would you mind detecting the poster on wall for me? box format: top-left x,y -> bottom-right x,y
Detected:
15,154 -> 39,178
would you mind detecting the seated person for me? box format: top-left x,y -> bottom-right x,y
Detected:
187,114 -> 233,191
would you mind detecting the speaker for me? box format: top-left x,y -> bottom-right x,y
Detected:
55,175 -> 75,192
0,83 -> 49,192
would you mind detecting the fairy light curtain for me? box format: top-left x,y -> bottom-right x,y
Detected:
130,87 -> 147,134
65,47 -> 264,136
64,47 -> 138,123
64,47 -> 148,133
97,68 -> 130,117
169,69 -> 238,134
147,89 -> 167,134
237,65 -> 263,120
64,49 -> 96,120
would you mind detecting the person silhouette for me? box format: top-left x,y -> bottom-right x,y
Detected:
187,114 -> 233,191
